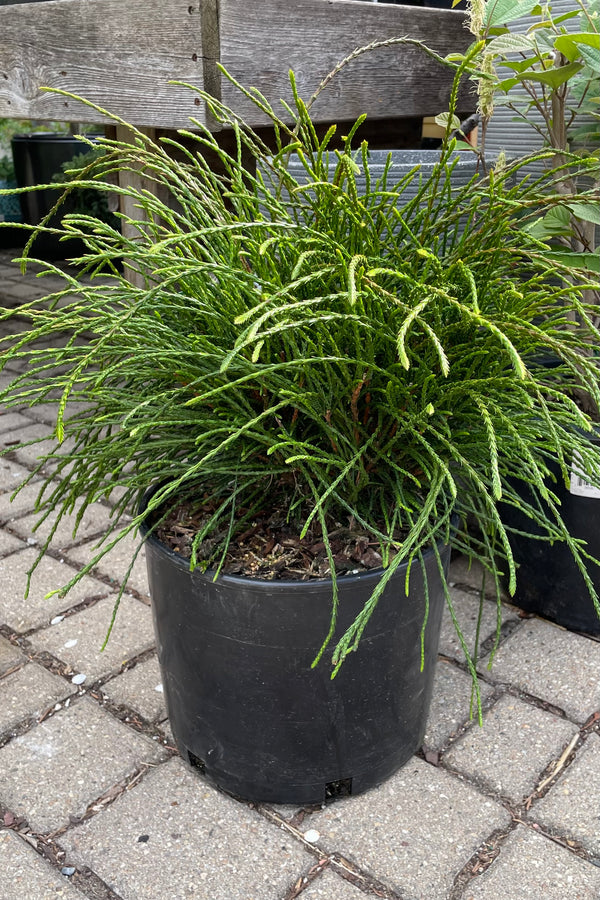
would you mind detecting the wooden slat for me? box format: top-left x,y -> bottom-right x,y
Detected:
0,0 -> 209,127
0,0 -> 473,131
218,0 -> 473,125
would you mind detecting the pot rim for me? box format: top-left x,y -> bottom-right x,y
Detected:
139,485 -> 454,591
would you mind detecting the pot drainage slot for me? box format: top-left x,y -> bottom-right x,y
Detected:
188,751 -> 206,775
325,778 -> 353,800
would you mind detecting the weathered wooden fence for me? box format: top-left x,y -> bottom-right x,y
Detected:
0,0 -> 472,129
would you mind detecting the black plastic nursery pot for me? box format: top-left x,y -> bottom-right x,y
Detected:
142,513 -> 451,804
503,434 -> 600,635
11,133 -> 99,259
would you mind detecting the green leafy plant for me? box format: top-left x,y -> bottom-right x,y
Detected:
0,156 -> 15,182
0,61 -> 599,685
448,0 -> 599,276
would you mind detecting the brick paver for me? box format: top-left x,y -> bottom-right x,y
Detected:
0,634 -> 24,676
0,697 -> 166,833
59,757 -> 309,900
0,547 -> 110,632
300,869 -> 367,899
0,663 -> 74,736
12,502 -> 117,553
29,594 -> 155,681
439,588 -> 517,663
424,659 -> 494,751
102,655 -> 166,722
306,757 -> 511,900
462,825 -> 600,899
533,734 -> 600,858
482,618 -> 600,722
443,693 -> 579,804
0,529 -> 26,556
0,831 -> 86,900
64,530 -> 149,598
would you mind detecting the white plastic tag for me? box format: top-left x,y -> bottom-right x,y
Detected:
570,451 -> 600,499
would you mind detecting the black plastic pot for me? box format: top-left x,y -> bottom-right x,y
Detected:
143,515 -> 451,804
503,435 -> 600,634
11,133 -> 98,258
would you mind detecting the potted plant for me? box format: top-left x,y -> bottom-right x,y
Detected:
453,0 -> 600,633
1,51 -> 599,803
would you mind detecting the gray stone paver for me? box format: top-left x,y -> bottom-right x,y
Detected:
424,659 -> 494,751
0,479 -> 48,521
0,634 -> 24,676
64,530 -> 149,598
0,830 -> 86,900
0,528 -> 25,555
449,556 -> 507,598
29,594 -> 155,681
462,825 -> 600,899
0,547 -> 111,632
0,278 -> 51,301
0,411 -> 31,435
20,400 -> 91,428
300,869 -> 367,899
12,502 -> 117,552
102,656 -> 166,722
0,697 -> 166,833
440,588 -> 516,663
482,618 -> 600,722
0,422 -> 64,471
0,663 -> 74,736
59,757 -> 309,900
443,694 -> 579,804
533,734 -> 600,858
0,373 -> 24,400
0,457 -> 38,492
307,758 -> 511,900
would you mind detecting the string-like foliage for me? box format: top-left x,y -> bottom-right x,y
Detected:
1,70 -> 599,680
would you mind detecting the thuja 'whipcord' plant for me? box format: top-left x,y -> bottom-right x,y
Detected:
1,51 -> 599,694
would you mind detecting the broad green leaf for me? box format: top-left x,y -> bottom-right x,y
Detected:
498,77 -> 520,92
570,122 -> 600,140
552,37 -> 580,62
527,19 -> 553,32
552,10 -> 579,25
577,45 -> 600,69
524,206 -> 572,239
500,58 -> 539,73
540,250 -> 600,273
489,33 -> 535,54
484,0 -> 538,28
435,112 -> 461,131
556,33 -> 600,53
515,61 -> 583,88
567,202 -> 600,226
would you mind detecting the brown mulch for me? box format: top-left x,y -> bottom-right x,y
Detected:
153,498 -> 391,581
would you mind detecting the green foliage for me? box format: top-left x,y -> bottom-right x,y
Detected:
448,1 -> 599,289
0,71 -> 599,677
0,156 -> 15,181
51,145 -> 119,226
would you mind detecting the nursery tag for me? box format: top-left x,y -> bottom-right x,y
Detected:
570,451 -> 600,499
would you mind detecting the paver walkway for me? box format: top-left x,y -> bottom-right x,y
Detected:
1,248 -> 600,899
